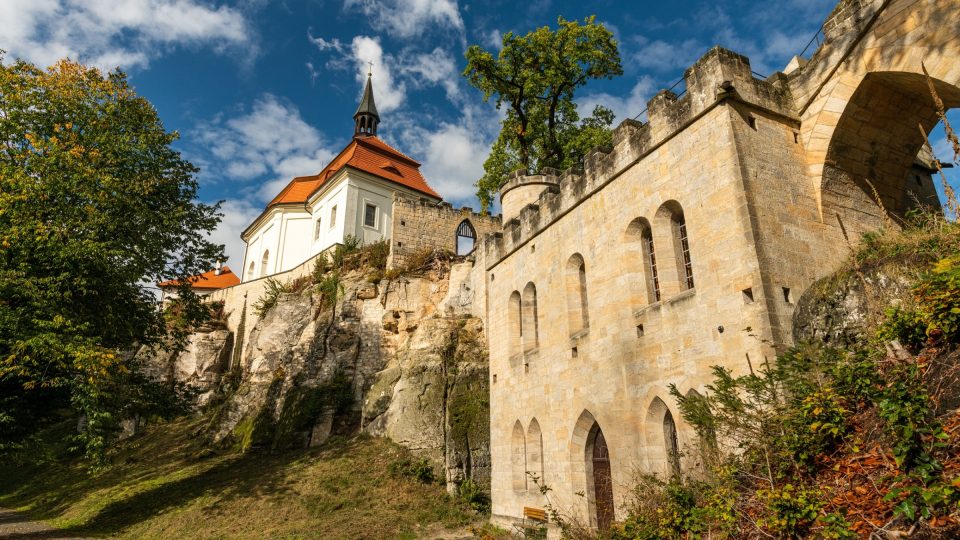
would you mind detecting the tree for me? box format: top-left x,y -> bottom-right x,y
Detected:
463,16 -> 623,210
0,56 -> 223,460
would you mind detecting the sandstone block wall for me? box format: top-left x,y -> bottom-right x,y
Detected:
388,194 -> 501,269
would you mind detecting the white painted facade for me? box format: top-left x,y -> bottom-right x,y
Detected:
240,167 -> 435,282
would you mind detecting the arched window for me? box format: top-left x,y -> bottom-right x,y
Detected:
314,219 -> 322,240
260,250 -> 270,278
526,418 -> 544,484
455,219 -> 476,256
509,291 -> 522,358
512,420 -> 527,491
654,201 -> 693,295
248,261 -> 255,280
646,397 -> 681,478
673,211 -> 694,290
625,218 -> 660,304
521,283 -> 539,352
565,254 -> 589,335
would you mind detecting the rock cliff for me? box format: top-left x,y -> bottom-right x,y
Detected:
148,259 -> 490,494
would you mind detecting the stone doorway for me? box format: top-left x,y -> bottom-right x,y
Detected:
590,427 -> 614,531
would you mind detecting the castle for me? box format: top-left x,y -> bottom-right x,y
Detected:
199,0 -> 959,532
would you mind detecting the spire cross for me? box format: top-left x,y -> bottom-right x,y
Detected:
367,61 -> 373,76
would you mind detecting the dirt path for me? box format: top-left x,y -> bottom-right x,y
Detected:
0,508 -> 86,540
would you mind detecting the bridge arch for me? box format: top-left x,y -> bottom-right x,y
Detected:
794,0 -> 960,227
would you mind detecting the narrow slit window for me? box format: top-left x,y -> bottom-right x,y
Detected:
330,205 -> 337,228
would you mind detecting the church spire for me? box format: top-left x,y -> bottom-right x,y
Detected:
353,68 -> 379,138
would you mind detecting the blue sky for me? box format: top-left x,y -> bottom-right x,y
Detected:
1,0 -> 957,266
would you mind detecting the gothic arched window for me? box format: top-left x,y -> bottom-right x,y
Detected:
456,219 -> 476,256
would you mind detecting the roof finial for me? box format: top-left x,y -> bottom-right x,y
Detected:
367,61 -> 373,77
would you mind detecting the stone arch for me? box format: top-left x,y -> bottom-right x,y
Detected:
793,0 -> 960,226
645,397 -> 680,477
624,217 -> 660,305
653,201 -> 693,295
526,418 -> 544,485
569,409 -> 614,529
508,291 -> 522,358
564,253 -> 589,336
819,71 -> 959,239
455,219 -> 477,256
511,420 -> 527,491
521,282 -> 539,352
260,250 -> 270,278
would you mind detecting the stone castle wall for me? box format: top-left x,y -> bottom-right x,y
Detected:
388,194 -> 501,269
482,0 -> 958,531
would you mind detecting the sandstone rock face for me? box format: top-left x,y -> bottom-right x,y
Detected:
793,267 -> 913,346
139,325 -> 233,407
205,262 -> 491,494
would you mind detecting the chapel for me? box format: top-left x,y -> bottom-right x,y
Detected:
239,73 -> 442,282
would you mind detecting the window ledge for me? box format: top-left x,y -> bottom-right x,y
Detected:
665,288 -> 696,305
568,328 -> 589,343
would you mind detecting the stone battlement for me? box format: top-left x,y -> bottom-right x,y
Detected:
481,46 -> 797,267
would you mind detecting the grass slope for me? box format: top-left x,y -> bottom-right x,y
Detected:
0,417 -> 478,539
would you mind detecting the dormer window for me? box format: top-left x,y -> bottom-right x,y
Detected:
380,161 -> 402,176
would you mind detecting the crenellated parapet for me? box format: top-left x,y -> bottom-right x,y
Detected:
482,46 -> 798,269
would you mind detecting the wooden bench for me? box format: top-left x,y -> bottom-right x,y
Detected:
523,507 -> 547,523
514,507 -> 548,539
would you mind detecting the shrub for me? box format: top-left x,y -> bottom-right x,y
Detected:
389,457 -> 435,484
456,477 -> 490,513
253,278 -> 290,318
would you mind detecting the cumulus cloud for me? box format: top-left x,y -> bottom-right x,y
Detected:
310,34 -> 465,110
580,77 -> 656,124
349,36 -> 407,112
397,104 -> 500,204
0,0 -> 254,70
194,94 -> 337,201
343,0 -> 464,40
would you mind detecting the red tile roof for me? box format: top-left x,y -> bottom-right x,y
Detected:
158,266 -> 240,290
267,135 -> 440,208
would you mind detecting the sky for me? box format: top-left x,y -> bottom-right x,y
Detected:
1,0 -> 957,268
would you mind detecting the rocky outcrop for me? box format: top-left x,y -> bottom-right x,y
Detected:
205,260 -> 491,494
793,267 -> 913,346
139,325 -> 233,406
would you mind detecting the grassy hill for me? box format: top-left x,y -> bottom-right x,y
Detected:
0,417 -> 485,539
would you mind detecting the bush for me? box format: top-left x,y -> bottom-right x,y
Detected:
456,478 -> 490,513
389,457 -> 436,484
252,278 -> 290,318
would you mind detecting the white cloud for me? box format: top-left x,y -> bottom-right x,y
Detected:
580,77 -> 656,124
0,0 -> 254,70
194,94 -> 337,202
397,104 -> 499,204
343,0 -> 464,40
349,36 -> 406,112
406,47 -> 461,101
209,199 -> 262,269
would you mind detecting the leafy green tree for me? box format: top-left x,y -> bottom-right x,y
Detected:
0,56 -> 223,460
463,16 -> 623,210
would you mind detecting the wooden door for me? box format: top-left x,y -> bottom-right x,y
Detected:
592,429 -> 614,530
